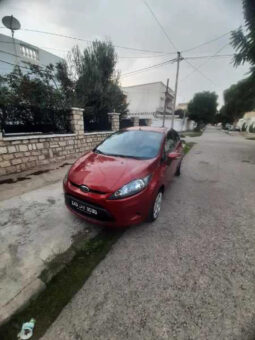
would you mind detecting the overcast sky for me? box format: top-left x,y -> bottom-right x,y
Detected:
0,0 -> 250,106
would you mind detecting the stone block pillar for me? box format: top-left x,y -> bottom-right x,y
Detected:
108,112 -> 120,131
146,119 -> 152,126
70,107 -> 84,135
131,117 -> 140,127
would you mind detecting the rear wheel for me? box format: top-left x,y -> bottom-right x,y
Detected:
148,190 -> 163,222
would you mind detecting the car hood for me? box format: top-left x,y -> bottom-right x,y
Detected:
69,152 -> 157,193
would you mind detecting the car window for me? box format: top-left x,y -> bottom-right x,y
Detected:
95,130 -> 163,159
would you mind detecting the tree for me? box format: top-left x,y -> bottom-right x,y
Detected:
231,0 -> 255,74
67,41 -> 128,117
0,64 -> 70,110
0,64 -> 72,132
219,77 -> 255,124
188,91 -> 218,129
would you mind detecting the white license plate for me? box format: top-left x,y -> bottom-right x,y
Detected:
70,199 -> 98,215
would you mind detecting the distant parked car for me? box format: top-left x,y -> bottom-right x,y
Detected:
224,123 -> 232,130
63,127 -> 184,227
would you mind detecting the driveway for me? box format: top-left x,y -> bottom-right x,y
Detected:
42,127 -> 255,340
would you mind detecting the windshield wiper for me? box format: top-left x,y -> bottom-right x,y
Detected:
94,149 -> 106,155
107,153 -> 143,159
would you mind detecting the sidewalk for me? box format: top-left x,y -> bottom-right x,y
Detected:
0,163 -> 99,325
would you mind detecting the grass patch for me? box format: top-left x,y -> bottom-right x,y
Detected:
246,137 -> 255,140
0,229 -> 123,340
181,131 -> 203,138
183,142 -> 196,155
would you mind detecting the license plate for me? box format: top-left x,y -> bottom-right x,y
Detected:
70,199 -> 98,215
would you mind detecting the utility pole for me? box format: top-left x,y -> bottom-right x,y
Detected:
162,78 -> 169,127
171,51 -> 182,129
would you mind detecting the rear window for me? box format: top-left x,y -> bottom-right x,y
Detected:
95,130 -> 163,159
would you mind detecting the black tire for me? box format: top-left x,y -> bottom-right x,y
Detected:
175,161 -> 181,176
148,190 -> 163,222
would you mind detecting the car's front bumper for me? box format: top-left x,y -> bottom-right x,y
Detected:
64,180 -> 154,227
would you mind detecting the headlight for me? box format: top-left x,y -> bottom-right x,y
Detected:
110,175 -> 151,200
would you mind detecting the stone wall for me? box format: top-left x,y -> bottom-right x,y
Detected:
0,107 -> 114,177
0,132 -> 112,177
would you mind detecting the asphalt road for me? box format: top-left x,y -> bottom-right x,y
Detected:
43,127 -> 255,340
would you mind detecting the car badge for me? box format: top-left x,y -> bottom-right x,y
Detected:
80,185 -> 90,193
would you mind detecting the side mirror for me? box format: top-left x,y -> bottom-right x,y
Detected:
168,151 -> 180,160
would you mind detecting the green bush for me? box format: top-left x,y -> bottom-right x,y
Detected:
242,122 -> 247,131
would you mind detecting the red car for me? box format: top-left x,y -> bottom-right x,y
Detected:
63,127 -> 183,227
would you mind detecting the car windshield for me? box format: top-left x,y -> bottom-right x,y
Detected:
95,130 -> 163,159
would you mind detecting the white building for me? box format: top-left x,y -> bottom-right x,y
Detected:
122,82 -> 194,131
237,112 -> 255,132
122,81 -> 174,117
0,33 -> 63,75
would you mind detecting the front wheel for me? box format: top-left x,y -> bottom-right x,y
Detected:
148,190 -> 163,222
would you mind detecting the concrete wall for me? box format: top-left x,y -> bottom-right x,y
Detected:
151,117 -> 195,132
0,33 -> 63,75
0,108 -> 117,177
123,82 -> 174,115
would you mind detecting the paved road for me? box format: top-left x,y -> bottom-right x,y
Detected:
43,127 -> 255,340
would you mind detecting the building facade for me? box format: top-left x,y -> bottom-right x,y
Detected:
122,82 -> 194,131
0,33 -> 63,75
176,102 -> 188,112
237,112 -> 255,132
122,81 -> 174,118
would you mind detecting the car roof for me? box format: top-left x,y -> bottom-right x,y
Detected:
125,126 -> 168,135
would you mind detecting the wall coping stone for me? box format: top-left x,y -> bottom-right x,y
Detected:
3,133 -> 76,141
108,112 -> 121,116
72,107 -> 84,112
84,131 -> 112,136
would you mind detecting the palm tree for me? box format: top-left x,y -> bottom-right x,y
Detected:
231,0 -> 255,73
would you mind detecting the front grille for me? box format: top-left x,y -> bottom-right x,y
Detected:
65,194 -> 114,222
70,181 -> 106,194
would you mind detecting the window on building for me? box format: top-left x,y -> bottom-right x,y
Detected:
20,45 -> 39,61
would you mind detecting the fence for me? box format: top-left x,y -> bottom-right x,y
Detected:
0,105 -> 71,135
139,119 -> 148,126
0,107 -> 116,177
120,118 -> 133,129
83,114 -> 111,132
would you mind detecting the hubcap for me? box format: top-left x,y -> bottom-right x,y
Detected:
153,192 -> 162,219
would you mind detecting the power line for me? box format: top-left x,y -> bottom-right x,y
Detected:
181,31 -> 231,53
184,59 -> 216,86
118,52 -> 176,59
121,58 -> 176,78
0,58 -> 29,70
18,27 -> 168,54
181,43 -> 230,83
184,53 -> 233,60
119,52 -> 234,79
0,39 -> 174,58
143,1 -> 216,92
0,57 -> 59,75
143,1 -> 177,51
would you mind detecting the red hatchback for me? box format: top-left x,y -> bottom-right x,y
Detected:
63,127 -> 183,227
